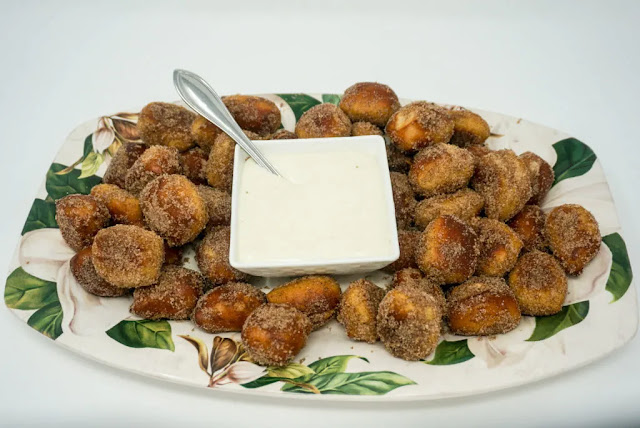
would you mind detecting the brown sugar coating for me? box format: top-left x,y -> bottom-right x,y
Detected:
241,303 -> 312,366
545,204 -> 601,275
408,143 -> 475,197
70,247 -> 128,297
351,121 -> 383,137
447,107 -> 491,147
520,151 -> 555,205
90,184 -> 143,226
137,102 -> 196,152
466,144 -> 491,160
386,142 -> 412,173
508,205 -> 547,251
180,147 -> 209,185
197,185 -> 231,228
382,229 -> 420,273
377,283 -> 442,361
295,103 -> 351,139
269,129 -> 298,140
92,225 -> 164,288
390,172 -> 417,229
191,114 -> 222,152
222,95 -> 281,136
415,215 -> 478,284
102,143 -> 147,188
508,251 -> 568,316
339,82 -> 400,127
205,132 -> 236,192
447,276 -> 521,336
124,145 -> 183,196
130,266 -> 204,320
196,226 -> 250,285
385,102 -> 454,152
414,188 -> 484,230
390,267 -> 424,290
470,217 -> 523,277
337,279 -> 386,343
139,175 -> 208,247
56,194 -> 110,251
163,242 -> 183,265
471,149 -> 532,221
267,275 -> 341,330
193,282 -> 266,333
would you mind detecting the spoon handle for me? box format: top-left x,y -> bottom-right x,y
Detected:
172,69 -> 281,176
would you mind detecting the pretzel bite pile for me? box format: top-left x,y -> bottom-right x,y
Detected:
55,85 -> 602,366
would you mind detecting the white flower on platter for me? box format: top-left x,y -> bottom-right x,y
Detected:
18,228 -> 130,336
92,117 -> 116,153
211,361 -> 267,386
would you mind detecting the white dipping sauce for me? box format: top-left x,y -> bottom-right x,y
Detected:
236,150 -> 394,264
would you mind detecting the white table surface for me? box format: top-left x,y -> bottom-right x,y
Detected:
1,1 -> 639,426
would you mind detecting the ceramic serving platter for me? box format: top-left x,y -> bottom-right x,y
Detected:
4,93 -> 636,401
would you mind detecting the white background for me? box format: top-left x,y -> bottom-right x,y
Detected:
1,1 -> 639,427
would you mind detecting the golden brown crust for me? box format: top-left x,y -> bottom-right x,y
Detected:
351,121 -> 383,136
339,82 -> 400,127
414,188 -> 484,230
447,276 -> 521,336
139,175 -> 208,247
180,147 -> 209,185
196,226 -> 250,285
415,215 -> 478,284
222,95 -> 281,136
90,184 -> 143,226
102,143 -> 147,188
385,102 -> 454,152
390,172 -> 417,229
196,185 -> 231,228
137,102 -> 196,152
385,142 -> 412,173
520,152 -> 554,205
470,217 -> 523,277
447,107 -> 490,147
193,282 -> 266,333
92,225 -> 164,288
269,129 -> 298,140
508,251 -> 567,315
295,103 -> 351,139
337,279 -> 385,343
390,267 -> 423,290
377,283 -> 442,360
205,133 -> 236,192
124,145 -> 183,196
130,266 -> 204,320
56,194 -> 110,251
507,205 -> 547,251
267,275 -> 341,330
466,144 -> 491,160
408,144 -> 475,197
382,229 -> 420,273
545,204 -> 601,275
471,149 -> 532,221
191,115 -> 222,152
70,247 -> 128,297
241,303 -> 312,366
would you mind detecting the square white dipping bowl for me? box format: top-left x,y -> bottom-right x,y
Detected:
229,135 -> 399,277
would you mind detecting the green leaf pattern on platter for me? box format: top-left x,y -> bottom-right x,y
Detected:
106,319 -> 175,351
527,301 -> 589,342
426,340 -> 475,365
552,137 -> 597,185
27,301 -> 64,340
21,198 -> 57,235
46,163 -> 102,200
321,94 -> 341,105
603,233 -> 633,303
280,371 -> 415,395
5,267 -> 58,310
277,94 -> 321,121
307,355 -> 368,375
78,151 -> 104,179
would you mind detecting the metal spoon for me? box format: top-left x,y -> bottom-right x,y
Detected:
172,69 -> 281,176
